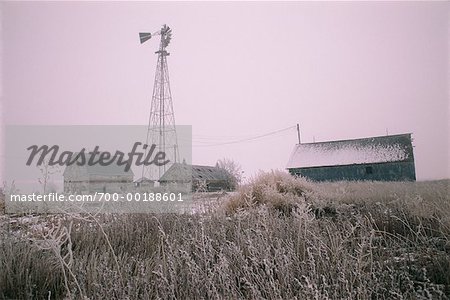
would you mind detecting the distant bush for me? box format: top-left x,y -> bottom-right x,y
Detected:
216,158 -> 243,190
225,170 -> 314,214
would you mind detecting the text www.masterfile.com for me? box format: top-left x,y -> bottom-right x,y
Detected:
9,192 -> 185,202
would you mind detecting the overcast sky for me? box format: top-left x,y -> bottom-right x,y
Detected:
1,1 -> 449,181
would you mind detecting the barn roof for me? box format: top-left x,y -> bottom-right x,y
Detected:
85,164 -> 134,176
134,177 -> 154,183
286,133 -> 414,169
159,163 -> 229,182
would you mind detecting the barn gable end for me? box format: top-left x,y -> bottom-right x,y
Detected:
63,153 -> 134,193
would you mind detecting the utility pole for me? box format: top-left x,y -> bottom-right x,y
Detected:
296,123 -> 301,144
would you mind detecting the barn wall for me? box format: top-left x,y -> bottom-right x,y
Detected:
87,174 -> 132,193
64,181 -> 89,193
288,161 -> 416,182
193,179 -> 231,192
64,174 -> 134,194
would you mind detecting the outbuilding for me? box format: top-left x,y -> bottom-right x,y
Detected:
286,133 -> 416,182
63,159 -> 134,194
159,162 -> 233,192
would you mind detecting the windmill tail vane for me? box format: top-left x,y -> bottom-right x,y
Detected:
139,24 -> 172,47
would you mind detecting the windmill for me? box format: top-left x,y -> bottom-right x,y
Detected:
139,25 -> 179,181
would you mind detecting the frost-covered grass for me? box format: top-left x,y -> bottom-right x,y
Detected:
1,173 -> 449,299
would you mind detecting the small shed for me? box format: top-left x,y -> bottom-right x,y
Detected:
63,158 -> 134,194
286,133 -> 416,182
134,177 -> 155,188
159,162 -> 232,192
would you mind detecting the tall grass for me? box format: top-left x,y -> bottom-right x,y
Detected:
1,173 -> 449,299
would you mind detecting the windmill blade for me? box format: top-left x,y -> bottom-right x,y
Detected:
162,24 -> 170,34
139,32 -> 152,44
162,27 -> 172,47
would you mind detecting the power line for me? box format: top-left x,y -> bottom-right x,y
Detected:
192,130 -> 294,144
192,125 -> 296,147
192,133 -> 264,140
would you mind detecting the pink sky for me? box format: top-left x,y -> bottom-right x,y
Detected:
1,1 -> 449,181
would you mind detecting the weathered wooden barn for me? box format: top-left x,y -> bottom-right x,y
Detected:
159,162 -> 233,192
63,160 -> 134,194
286,133 -> 416,182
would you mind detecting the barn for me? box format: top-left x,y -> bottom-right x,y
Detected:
286,133 -> 416,182
63,159 -> 134,194
159,162 -> 232,192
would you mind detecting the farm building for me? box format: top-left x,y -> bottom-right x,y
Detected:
134,177 -> 155,189
159,162 -> 233,192
286,133 -> 416,182
63,158 -> 134,194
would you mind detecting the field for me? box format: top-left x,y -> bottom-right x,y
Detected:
1,172 -> 449,299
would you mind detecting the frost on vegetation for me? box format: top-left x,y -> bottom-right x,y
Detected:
224,170 -> 315,215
